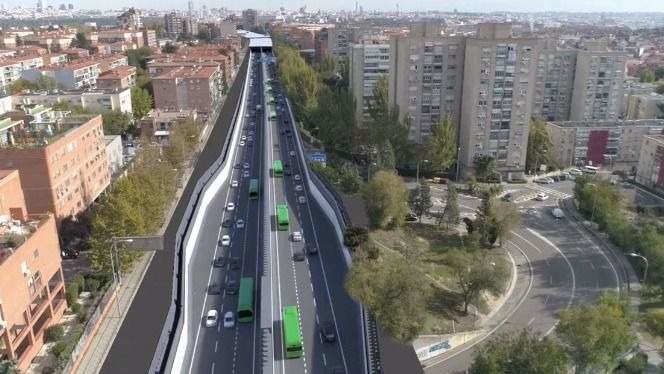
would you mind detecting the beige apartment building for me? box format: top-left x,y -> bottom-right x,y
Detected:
625,93 -> 664,120
0,114 -> 110,219
152,66 -> 223,115
636,135 -> 664,193
388,22 -> 466,143
0,169 -> 66,372
13,87 -> 133,115
546,119 -> 664,171
458,23 -> 539,179
532,41 -> 577,121
96,65 -> 137,90
349,42 -> 390,125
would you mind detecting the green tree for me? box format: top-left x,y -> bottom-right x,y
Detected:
641,69 -> 656,83
366,76 -> 410,164
338,163 -> 362,194
311,87 -> 355,154
441,184 -> 461,229
643,310 -> 664,350
526,119 -> 553,173
127,47 -> 153,69
163,120 -> 201,167
364,170 -> 408,229
343,226 -> 369,251
71,31 -> 91,50
470,329 -> 570,374
427,118 -> 457,173
574,176 -> 621,229
162,43 -> 178,54
131,87 -> 153,120
473,154 -> 497,182
375,141 -> 396,171
475,191 -> 497,247
408,180 -> 433,221
275,43 -> 321,126
557,298 -> 636,373
491,200 -> 521,247
102,110 -> 133,135
346,254 -> 427,343
0,360 -> 18,374
447,250 -> 510,314
655,66 -> 664,81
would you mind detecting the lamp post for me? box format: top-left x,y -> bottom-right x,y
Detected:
455,146 -> 461,181
110,238 -> 134,285
416,159 -> 430,185
587,183 -> 598,222
628,252 -> 649,283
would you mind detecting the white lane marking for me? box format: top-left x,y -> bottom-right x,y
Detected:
323,353 -> 327,366
527,317 -> 536,326
543,295 -> 550,306
215,340 -> 219,353
511,230 -> 542,254
211,362 -> 215,374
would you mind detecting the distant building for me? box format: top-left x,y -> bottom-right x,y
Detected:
22,59 -> 100,90
13,88 -> 133,114
143,29 -> 157,48
151,66 -> 223,116
625,93 -> 664,120
636,135 -> 664,192
318,27 -> 354,63
458,23 -> 539,179
0,55 -> 44,93
0,169 -> 66,373
117,7 -> 142,30
546,119 -> 664,170
104,135 -> 124,177
164,12 -> 184,37
96,65 -> 137,90
0,113 -> 110,219
241,9 -> 257,30
349,42 -> 390,125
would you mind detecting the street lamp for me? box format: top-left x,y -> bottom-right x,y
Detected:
416,159 -> 430,185
587,183 -> 598,222
110,238 -> 135,285
628,252 -> 649,283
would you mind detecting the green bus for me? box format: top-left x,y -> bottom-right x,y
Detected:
282,306 -> 303,359
276,204 -> 289,230
269,107 -> 277,121
237,278 -> 254,323
249,178 -> 259,199
273,160 -> 283,177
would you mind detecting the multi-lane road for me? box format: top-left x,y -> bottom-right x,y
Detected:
185,49 -> 366,374
422,182 -> 626,373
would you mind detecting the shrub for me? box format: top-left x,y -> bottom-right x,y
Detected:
50,342 -> 67,358
44,324 -> 64,342
86,279 -> 100,293
73,274 -> 85,293
77,307 -> 88,323
70,301 -> 81,314
41,366 -> 55,374
65,283 -> 78,306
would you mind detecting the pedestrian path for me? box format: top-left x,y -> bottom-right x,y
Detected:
524,184 -> 573,199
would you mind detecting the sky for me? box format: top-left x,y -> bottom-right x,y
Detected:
15,0 -> 664,13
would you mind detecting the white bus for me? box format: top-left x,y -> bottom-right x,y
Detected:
583,165 -> 600,174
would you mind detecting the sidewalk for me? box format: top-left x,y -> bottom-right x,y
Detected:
72,252 -> 153,374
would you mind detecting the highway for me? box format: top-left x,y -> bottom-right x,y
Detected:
422,185 -> 623,373
185,48 -> 367,374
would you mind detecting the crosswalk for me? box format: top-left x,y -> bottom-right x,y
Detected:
523,184 -> 573,200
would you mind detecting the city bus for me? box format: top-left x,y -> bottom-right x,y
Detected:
249,178 -> 259,199
282,305 -> 303,359
273,160 -> 283,177
276,204 -> 289,230
237,277 -> 254,323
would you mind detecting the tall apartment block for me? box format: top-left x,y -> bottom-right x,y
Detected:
458,23 -> 539,179
0,113 -> 110,219
0,169 -> 66,372
532,40 -> 577,121
570,42 -> 628,121
388,22 -> 465,143
349,42 -> 390,125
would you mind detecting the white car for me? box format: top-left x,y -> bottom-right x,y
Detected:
295,185 -> 303,192
223,311 -> 235,328
298,196 -> 307,204
241,135 -> 247,141
231,180 -> 239,188
243,170 -> 250,178
294,174 -> 301,181
569,168 -> 583,176
236,219 -> 245,229
243,162 -> 250,169
205,309 -> 218,327
289,151 -> 296,157
221,235 -> 231,246
292,231 -> 303,242
239,141 -> 245,147
552,208 -> 565,219
227,202 -> 235,211
535,193 -> 549,201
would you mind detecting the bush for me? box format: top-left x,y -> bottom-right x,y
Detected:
41,366 -> 55,374
85,279 -> 100,293
65,283 -> 78,306
73,274 -> 85,293
77,307 -> 88,323
44,324 -> 64,342
50,341 -> 67,358
70,301 -> 81,314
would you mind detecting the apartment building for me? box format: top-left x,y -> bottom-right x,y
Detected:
0,55 -> 44,93
625,93 -> 664,120
143,29 -> 157,48
389,22 -> 466,143
318,27 -> 355,63
0,169 -> 66,372
546,119 -> 664,170
139,108 -> 198,143
165,12 -> 185,37
636,135 -> 664,192
97,29 -> 145,48
570,43 -> 628,121
532,41 -> 577,121
152,66 -> 223,115
13,88 -> 133,114
22,31 -> 75,52
96,65 -> 137,90
458,23 -> 539,179
241,9 -> 257,30
0,114 -> 110,219
22,59 -> 101,90
104,135 -> 124,177
349,42 -> 390,125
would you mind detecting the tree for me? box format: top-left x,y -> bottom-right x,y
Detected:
491,200 -> 521,247
447,250 -> 509,314
655,66 -> 664,81
470,329 -> 570,374
311,87 -> 356,154
643,310 -> 664,350
346,254 -> 427,343
526,119 -> 553,173
71,31 -> 91,50
366,76 -> 410,164
338,163 -> 362,194
656,83 -> 664,95
131,87 -> 153,120
442,184 -> 461,229
475,191 -> 497,247
427,118 -> 457,173
127,47 -> 153,69
343,226 -> 369,251
102,111 -> 133,135
162,43 -> 178,54
163,120 -> 201,167
557,297 -> 636,373
641,69 -> 656,83
408,180 -> 433,221
364,170 -> 408,229
473,154 -> 497,182
0,360 -> 18,374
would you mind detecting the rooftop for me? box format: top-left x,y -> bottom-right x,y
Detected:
548,119 -> 664,128
97,65 -> 136,80
153,65 -> 219,80
0,114 -> 99,149
0,213 -> 51,268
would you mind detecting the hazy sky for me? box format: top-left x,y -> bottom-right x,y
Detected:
20,0 -> 664,13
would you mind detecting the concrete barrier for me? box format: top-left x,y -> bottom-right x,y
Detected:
414,330 -> 485,362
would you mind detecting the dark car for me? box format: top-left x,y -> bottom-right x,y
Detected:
208,283 -> 222,295
306,245 -> 318,255
226,279 -> 239,295
292,251 -> 305,262
285,170 -> 292,176
501,193 -> 512,202
234,163 -> 241,169
405,213 -> 418,222
230,257 -> 241,270
222,219 -> 233,228
213,257 -> 226,267
320,322 -> 336,343
60,248 -> 79,259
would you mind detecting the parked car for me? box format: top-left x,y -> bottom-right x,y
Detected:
552,208 -> 565,219
208,284 -> 222,295
292,250 -> 305,262
220,235 -> 231,246
223,311 -> 235,328
534,177 -> 554,184
535,193 -> 549,201
569,168 -> 583,176
60,248 -> 79,259
222,219 -> 233,228
213,256 -> 226,267
230,257 -> 241,270
405,213 -> 418,222
501,193 -> 512,202
320,322 -> 336,343
205,309 -> 218,327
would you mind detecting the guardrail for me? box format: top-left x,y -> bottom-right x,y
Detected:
149,52 -> 253,373
285,92 -> 379,374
